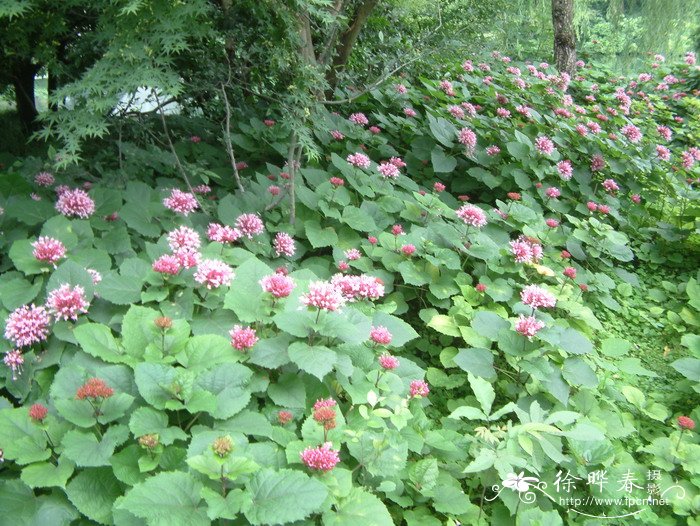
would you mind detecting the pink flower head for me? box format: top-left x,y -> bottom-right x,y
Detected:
462,60 -> 474,72
229,325 -> 258,351
561,250 -> 571,259
395,83 -> 407,94
379,354 -> 399,370
367,235 -> 378,245
47,284 -> 89,321
347,153 -> 371,168
521,284 -> 556,310
621,124 -> 642,143
32,236 -> 66,266
475,283 -> 487,293
433,182 -> 446,193
4,350 -> 24,380
268,185 -> 281,196
515,104 -> 531,117
330,274 -> 385,302
590,154 -> 606,172
369,126 -> 381,134
409,380 -> 430,398
377,162 -> 400,179
235,213 -> 264,238
300,442 -> 340,472
4,304 -> 50,348
486,145 -> 501,156
330,177 -> 344,187
389,157 -> 407,168
274,232 -> 296,257
194,259 -> 234,289
456,204 -> 487,228
30,193 -> 41,201
163,189 -> 199,216
631,194 -> 641,204
685,52 -> 697,65
496,107 -> 511,118
344,248 -> 361,261
370,326 -> 392,345
278,410 -> 293,425
259,273 -> 295,298
535,136 -> 555,155
87,269 -> 102,286
349,113 -> 369,126
681,151 -> 696,169
190,135 -> 201,143
515,315 -> 545,340
546,218 -> 559,228
29,403 -> 48,422
545,187 -> 561,199
449,105 -> 465,119
458,127 -> 477,149
510,240 -> 533,263
264,119 -> 275,127
34,172 -> 55,187
339,260 -> 351,272
656,145 -> 671,161
440,79 -> 455,96
563,266 -> 577,279
602,179 -> 619,193
330,130 -> 345,140
56,188 -> 95,218
300,281 -> 346,311
167,226 -> 201,252
391,224 -> 404,236
678,416 -> 696,430
153,254 -> 182,275
55,185 -> 69,196
656,125 -> 672,141
598,204 -> 610,214
587,201 -> 598,212
193,184 -> 211,194
207,223 -> 241,244
403,107 -> 417,117
401,244 -> 416,256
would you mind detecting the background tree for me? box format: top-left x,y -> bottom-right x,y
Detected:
552,0 -> 577,74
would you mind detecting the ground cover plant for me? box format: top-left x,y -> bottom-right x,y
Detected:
0,50 -> 699,526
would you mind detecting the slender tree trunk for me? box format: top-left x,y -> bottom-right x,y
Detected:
551,0 -> 577,76
13,59 -> 40,134
325,0 -> 378,93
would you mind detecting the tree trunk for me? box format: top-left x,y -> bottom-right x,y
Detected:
325,0 -> 378,93
551,0 -> 576,76
12,59 -> 40,134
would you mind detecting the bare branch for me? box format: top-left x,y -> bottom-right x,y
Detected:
220,83 -> 245,193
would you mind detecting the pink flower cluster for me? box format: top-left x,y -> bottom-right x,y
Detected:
168,226 -> 201,252
207,223 -> 241,243
230,325 -> 258,351
344,248 -> 361,261
458,127 -> 477,149
379,354 -> 399,370
516,315 -> 545,340
4,350 -> 24,380
163,189 -> 199,216
152,254 -> 182,275
300,442 -> 340,472
521,284 -> 557,310
403,107 -> 417,117
330,274 -> 385,301
300,281 -> 347,311
274,232 -> 296,257
590,154 -> 606,172
602,179 -> 619,193
194,259 -> 234,289
510,236 -> 543,263
656,145 -> 671,161
32,237 -> 66,266
56,188 -> 95,218
236,213 -> 265,238
370,326 -> 392,345
46,284 -> 90,321
535,136 -> 555,155
620,124 -> 642,143
456,204 -> 487,228
35,172 -> 55,187
349,113 -> 369,126
347,153 -> 371,168
410,380 -> 430,398
377,162 -> 400,179
4,304 -> 51,347
260,273 -> 295,298
557,160 -> 573,180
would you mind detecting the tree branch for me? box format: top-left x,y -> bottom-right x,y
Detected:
220,83 -> 245,193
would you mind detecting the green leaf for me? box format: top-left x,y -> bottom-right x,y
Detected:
431,147 -> 457,173
342,206 -> 377,232
195,363 -> 253,419
249,335 -> 292,369
9,239 -> 49,275
467,373 -> 495,414
47,259 -> 95,297
134,363 -> 179,410
427,314 -> 460,337
21,459 -> 74,489
129,407 -> 187,445
408,458 -> 439,493
268,372 -> 306,408
117,471 -> 209,526
97,271 -> 143,305
305,220 -> 338,248
453,348 -> 496,379
243,468 -> 328,525
600,337 -> 630,357
62,425 -> 130,467
562,357 -> 599,388
322,487 -> 394,526
201,487 -> 248,521
121,305 -> 160,360
0,407 -> 49,465
0,273 -> 43,310
372,312 -> 419,347
178,334 -> 238,371
65,468 -> 123,525
470,311 -> 509,341
671,358 -> 700,382
506,141 -> 530,160
223,257 -> 272,323
427,114 -> 456,147
288,342 -> 337,380
557,328 -> 593,355
448,405 -> 487,420
74,322 -> 130,364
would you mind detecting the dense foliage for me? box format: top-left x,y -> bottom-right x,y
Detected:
0,51 -> 699,525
